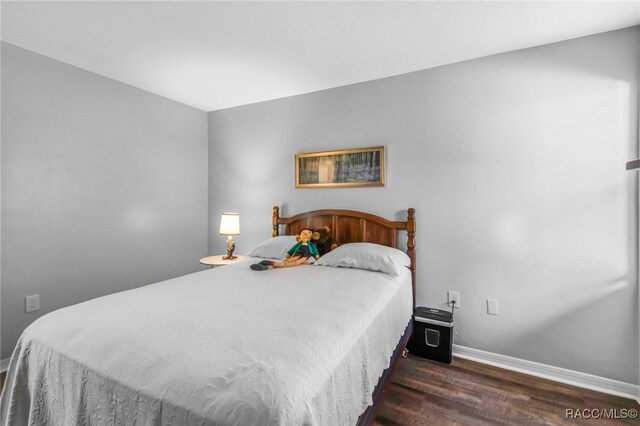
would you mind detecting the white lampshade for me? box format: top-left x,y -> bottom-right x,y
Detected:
219,212 -> 240,235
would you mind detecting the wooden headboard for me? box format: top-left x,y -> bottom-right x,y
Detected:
272,206 -> 416,305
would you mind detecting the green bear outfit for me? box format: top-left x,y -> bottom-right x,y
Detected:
287,241 -> 320,258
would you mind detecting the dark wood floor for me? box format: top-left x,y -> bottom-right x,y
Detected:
374,355 -> 639,426
1,357 -> 638,425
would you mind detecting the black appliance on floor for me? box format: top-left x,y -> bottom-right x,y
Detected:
411,305 -> 454,364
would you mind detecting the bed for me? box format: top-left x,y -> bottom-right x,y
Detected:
0,207 -> 416,426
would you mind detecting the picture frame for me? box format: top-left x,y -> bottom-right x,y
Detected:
295,146 -> 385,188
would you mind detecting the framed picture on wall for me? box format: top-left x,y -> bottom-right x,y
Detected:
295,146 -> 385,188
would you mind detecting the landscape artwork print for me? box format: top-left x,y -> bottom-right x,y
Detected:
295,146 -> 385,188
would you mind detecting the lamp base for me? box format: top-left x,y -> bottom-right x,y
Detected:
224,236 -> 236,260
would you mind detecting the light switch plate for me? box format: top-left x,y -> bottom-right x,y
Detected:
487,299 -> 499,315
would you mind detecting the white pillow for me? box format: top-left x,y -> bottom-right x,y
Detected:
246,236 -> 298,259
314,242 -> 411,277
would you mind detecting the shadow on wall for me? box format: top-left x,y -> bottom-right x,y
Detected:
505,275 -> 635,379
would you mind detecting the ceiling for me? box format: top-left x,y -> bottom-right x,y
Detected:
2,1 -> 639,112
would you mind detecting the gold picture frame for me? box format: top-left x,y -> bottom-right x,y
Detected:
295,146 -> 385,189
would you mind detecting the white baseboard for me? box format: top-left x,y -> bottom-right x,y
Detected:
0,357 -> 9,373
453,345 -> 639,401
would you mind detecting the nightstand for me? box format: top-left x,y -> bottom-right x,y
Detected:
199,255 -> 246,268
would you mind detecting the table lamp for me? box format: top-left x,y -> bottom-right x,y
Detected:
219,212 -> 240,260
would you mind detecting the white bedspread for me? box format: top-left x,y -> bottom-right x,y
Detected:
0,259 -> 412,426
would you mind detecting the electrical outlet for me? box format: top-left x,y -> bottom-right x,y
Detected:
447,291 -> 460,308
25,294 -> 40,313
487,299 -> 499,315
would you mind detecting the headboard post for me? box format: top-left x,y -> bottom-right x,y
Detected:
272,206 -> 280,237
407,208 -> 416,307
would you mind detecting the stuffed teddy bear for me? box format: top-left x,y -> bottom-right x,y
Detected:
312,226 -> 339,256
250,229 -> 320,271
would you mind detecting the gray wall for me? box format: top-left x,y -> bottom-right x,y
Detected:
1,43 -> 208,360
208,27 -> 640,384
